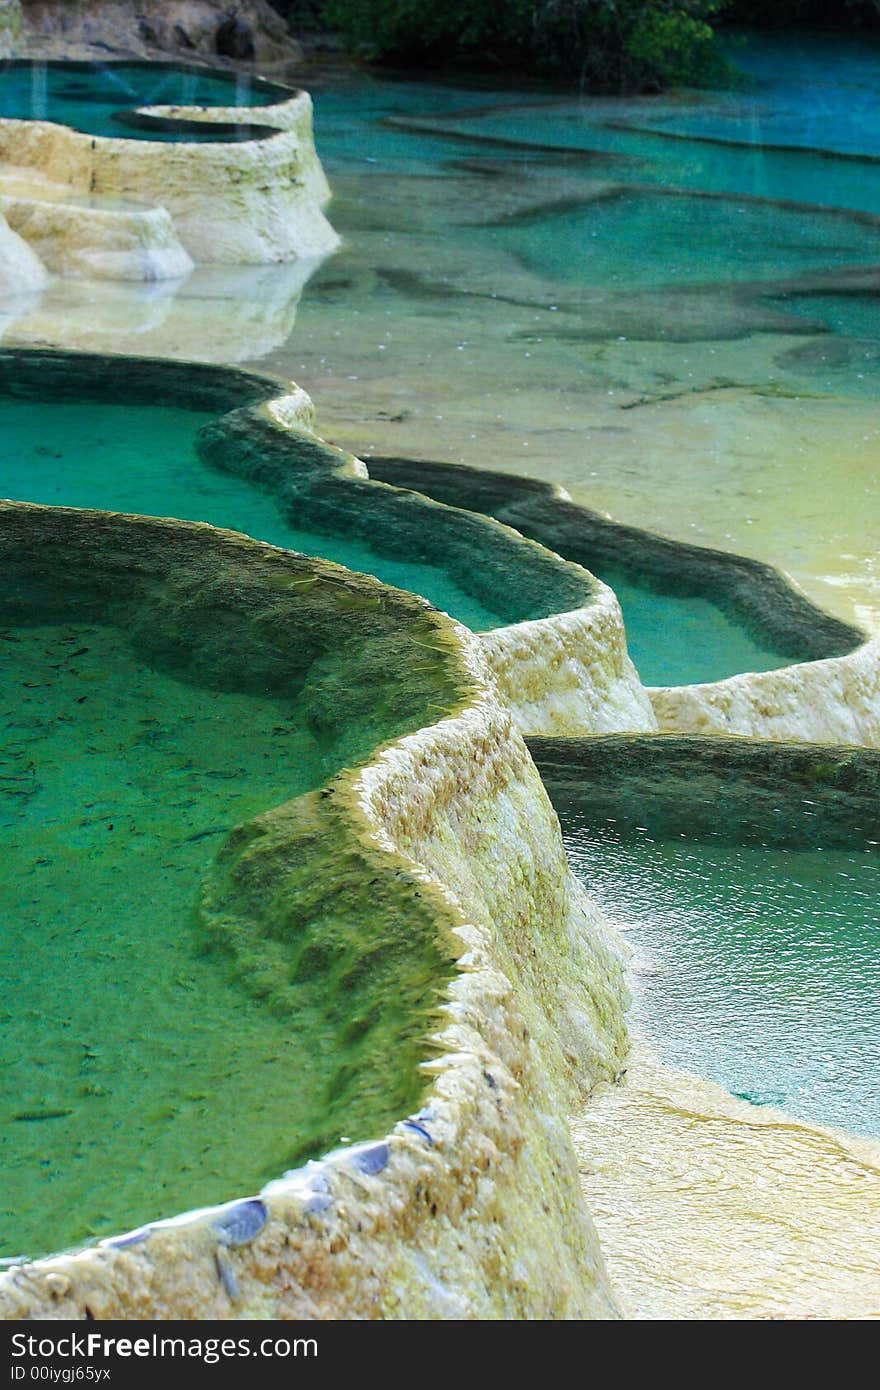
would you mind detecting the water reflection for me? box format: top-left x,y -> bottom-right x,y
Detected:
0,256 -> 328,362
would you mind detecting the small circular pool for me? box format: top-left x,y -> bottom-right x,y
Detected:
0,60 -> 292,142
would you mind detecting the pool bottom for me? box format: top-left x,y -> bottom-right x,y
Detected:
0,619 -> 366,1260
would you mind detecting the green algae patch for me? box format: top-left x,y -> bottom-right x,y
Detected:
198,786 -> 458,1169
0,500 -> 471,1261
529,733 -> 880,848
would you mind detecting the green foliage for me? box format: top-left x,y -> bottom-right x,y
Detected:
270,0 -> 880,87
318,0 -> 726,89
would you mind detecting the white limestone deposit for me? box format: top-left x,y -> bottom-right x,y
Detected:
482,591 -> 657,737
0,206 -> 48,292
573,1044 -> 880,1320
650,633 -> 880,747
0,167 -> 193,279
0,79 -> 338,278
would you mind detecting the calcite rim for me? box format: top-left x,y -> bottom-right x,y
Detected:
367,453 -> 865,670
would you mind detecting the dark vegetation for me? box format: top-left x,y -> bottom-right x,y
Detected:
268,0 -> 880,90
728,1 -> 880,23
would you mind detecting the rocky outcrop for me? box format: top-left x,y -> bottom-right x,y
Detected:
19,1 -> 300,67
0,1 -> 21,58
0,208 -> 48,293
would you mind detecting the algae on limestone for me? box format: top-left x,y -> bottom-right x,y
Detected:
0,498 -> 628,1319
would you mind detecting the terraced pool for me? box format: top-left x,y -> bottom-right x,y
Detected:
0,60 -> 289,140
0,394 -> 506,633
0,503 -> 460,1261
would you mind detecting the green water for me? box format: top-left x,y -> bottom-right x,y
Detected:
565,817 -> 880,1137
0,393 -> 795,678
0,620 -> 340,1258
0,398 -> 503,632
0,62 -> 287,141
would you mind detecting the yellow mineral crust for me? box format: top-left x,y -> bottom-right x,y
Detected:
573,1045 -> 880,1320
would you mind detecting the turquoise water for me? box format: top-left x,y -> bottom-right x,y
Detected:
480,189 -> 880,291
0,394 -> 797,678
628,31 -> 880,160
0,620 -> 331,1257
0,62 -> 286,141
374,32 -> 880,215
605,572 -> 787,685
0,398 -> 503,631
566,817 -> 880,1137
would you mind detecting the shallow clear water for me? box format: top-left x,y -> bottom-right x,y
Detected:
605,572 -> 786,685
258,40 -> 880,631
0,62 -> 284,141
480,189 -> 880,290
630,30 -> 880,160
8,38 -> 880,631
566,818 -> 880,1137
0,621 -> 334,1257
0,398 -> 503,632
0,394 -> 795,678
